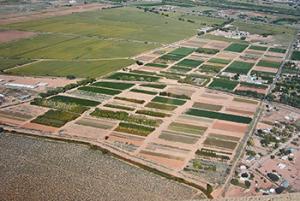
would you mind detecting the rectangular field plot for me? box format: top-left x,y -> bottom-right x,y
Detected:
130,88 -> 157,95
208,58 -> 231,65
0,58 -> 33,71
168,122 -> 207,135
224,61 -> 254,74
268,47 -> 286,53
145,102 -> 177,111
140,83 -> 166,89
145,63 -> 168,68
192,102 -> 223,111
152,96 -> 186,106
248,45 -> 268,51
32,110 -> 79,128
78,86 -> 121,96
159,130 -> 200,144
160,47 -> 195,61
176,59 -> 203,68
208,78 -> 238,91
257,60 -> 281,68
224,43 -> 249,53
115,122 -> 155,136
7,59 -> 134,78
92,81 -> 134,90
186,108 -> 252,124
203,137 -> 238,151
107,72 -> 160,82
48,95 -> 100,107
198,64 -> 224,74
169,66 -> 192,73
75,117 -> 116,130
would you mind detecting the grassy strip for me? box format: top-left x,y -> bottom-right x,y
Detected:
114,97 -> 145,104
145,102 -> 177,111
31,110 -> 79,127
91,81 -> 134,90
186,108 -> 252,124
78,86 -> 121,95
152,96 -> 186,106
136,110 -> 170,118
115,122 -> 155,136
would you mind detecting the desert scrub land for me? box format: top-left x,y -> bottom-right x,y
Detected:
0,133 -> 198,201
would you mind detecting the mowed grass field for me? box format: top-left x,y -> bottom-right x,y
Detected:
0,7 -> 224,77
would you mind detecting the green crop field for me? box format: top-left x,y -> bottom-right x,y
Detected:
176,59 -> 203,68
257,60 -> 281,68
269,47 -> 286,53
208,78 -> 238,91
291,51 -> 300,60
186,108 -> 252,124
92,81 -> 134,90
7,59 -> 134,78
248,45 -> 268,51
160,47 -> 195,61
1,7 -> 225,77
224,61 -> 254,74
78,86 -> 121,96
107,72 -> 160,82
198,64 -> 223,74
145,63 -> 168,68
224,43 -> 249,53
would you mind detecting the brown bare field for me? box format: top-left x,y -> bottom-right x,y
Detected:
252,66 -> 278,73
22,122 -> 58,133
63,123 -> 108,141
236,85 -> 268,94
0,30 -> 36,43
244,49 -> 266,55
225,107 -> 255,116
180,38 -> 207,48
203,40 -> 230,50
135,54 -> 158,62
138,66 -> 163,72
212,120 -> 248,133
138,150 -> 186,170
0,116 -> 24,126
188,53 -> 211,61
0,3 -> 110,25
265,51 -> 285,58
108,132 -> 145,147
215,52 -> 238,60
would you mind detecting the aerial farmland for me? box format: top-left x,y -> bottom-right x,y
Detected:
0,0 -> 299,201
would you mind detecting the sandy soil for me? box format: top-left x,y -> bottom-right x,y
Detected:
62,123 -> 108,141
253,66 -> 278,73
108,132 -> 145,147
236,85 -> 268,94
0,3 -> 110,25
216,52 -> 239,60
213,120 -> 248,133
0,30 -> 36,43
225,107 -> 255,116
203,40 -> 230,50
21,122 -> 58,133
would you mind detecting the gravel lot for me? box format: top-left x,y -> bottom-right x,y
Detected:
0,132 -> 198,201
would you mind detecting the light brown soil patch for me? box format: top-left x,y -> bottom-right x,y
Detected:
0,3 -> 110,25
253,66 -> 278,73
0,116 -> 24,126
138,151 -> 186,170
108,132 -> 145,147
203,40 -> 230,50
212,120 -> 248,133
225,107 -> 255,116
63,123 -> 108,141
138,66 -> 163,72
22,122 -> 58,133
215,52 -> 238,60
236,85 -> 268,94
0,30 -> 36,43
